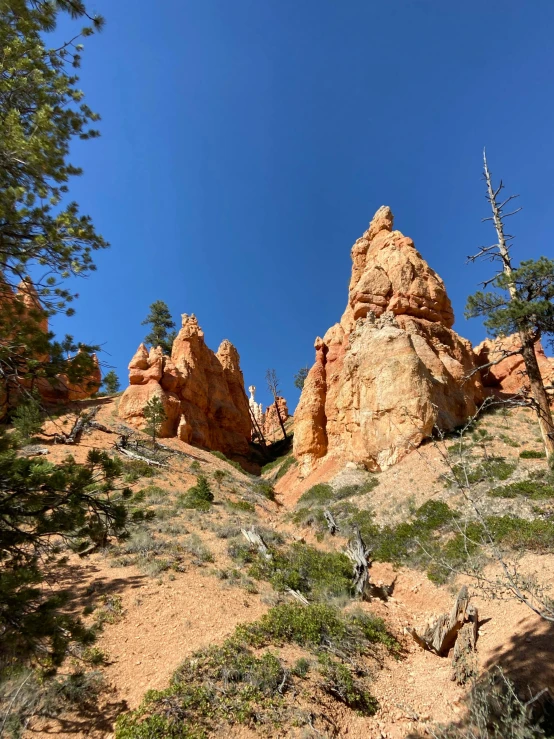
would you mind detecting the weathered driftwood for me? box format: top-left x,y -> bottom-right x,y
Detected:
241,527 -> 272,560
345,527 -> 372,597
19,446 -> 49,457
324,509 -> 339,535
410,585 -> 473,656
114,437 -> 167,468
89,420 -> 115,434
450,603 -> 478,684
48,407 -> 99,444
286,588 -> 309,605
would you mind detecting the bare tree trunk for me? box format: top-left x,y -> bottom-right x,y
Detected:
520,333 -> 554,457
274,401 -> 287,441
483,152 -> 554,459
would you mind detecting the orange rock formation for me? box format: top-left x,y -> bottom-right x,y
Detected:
118,313 -> 252,457
474,335 -> 554,396
263,396 -> 289,438
293,207 -> 484,472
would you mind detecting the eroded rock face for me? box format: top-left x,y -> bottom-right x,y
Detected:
294,207 -> 484,472
263,396 -> 289,438
118,313 -> 252,457
0,279 -> 101,416
474,335 -> 554,396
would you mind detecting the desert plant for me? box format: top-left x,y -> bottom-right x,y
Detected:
179,475 -> 214,511
143,395 -> 167,448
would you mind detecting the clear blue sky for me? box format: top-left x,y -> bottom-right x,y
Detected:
51,0 -> 554,409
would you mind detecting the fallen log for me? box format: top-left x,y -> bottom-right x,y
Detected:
114,438 -> 167,468
451,603 -> 478,684
286,588 -> 309,605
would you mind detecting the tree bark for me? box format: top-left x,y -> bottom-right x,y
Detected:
520,332 -> 554,458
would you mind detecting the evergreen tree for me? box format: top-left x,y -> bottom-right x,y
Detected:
0,0 -> 106,401
101,369 -> 120,395
294,366 -> 310,391
141,301 -> 176,354
0,2 -> 130,668
143,395 -> 167,447
11,392 -> 42,441
466,153 -> 554,457
0,435 -> 130,665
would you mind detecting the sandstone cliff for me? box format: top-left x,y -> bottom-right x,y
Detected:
263,396 -> 289,439
293,207 -> 484,472
118,313 -> 252,458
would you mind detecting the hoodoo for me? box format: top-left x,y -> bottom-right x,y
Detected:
293,207 -> 485,472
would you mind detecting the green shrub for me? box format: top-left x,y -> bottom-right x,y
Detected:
273,455 -> 297,481
519,449 -> 546,459
319,655 -> 378,715
253,479 -> 276,501
486,515 -> 554,551
225,499 -> 255,513
11,393 -> 43,441
489,480 -> 554,500
247,542 -> 353,600
123,459 -> 156,483
213,469 -> 226,486
291,657 -> 311,677
297,483 -> 333,507
178,476 -> 214,511
451,457 -> 516,486
82,647 -> 108,665
210,450 -> 243,472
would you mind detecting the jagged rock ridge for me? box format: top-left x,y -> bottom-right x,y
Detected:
293,207 -> 484,472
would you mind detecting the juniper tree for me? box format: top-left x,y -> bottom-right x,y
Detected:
143,395 -> 167,447
466,152 -> 554,458
141,301 -> 177,354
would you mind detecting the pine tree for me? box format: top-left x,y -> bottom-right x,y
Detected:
0,435 -> 130,664
11,392 -> 42,441
141,301 -> 177,354
0,2 -> 130,668
294,366 -> 310,391
466,152 -> 554,458
0,1 -> 106,402
143,395 -> 167,447
101,370 -> 120,395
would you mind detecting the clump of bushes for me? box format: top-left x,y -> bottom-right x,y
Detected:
450,456 -> 517,486
114,603 -> 396,738
489,480 -> 554,500
178,475 -> 214,511
122,458 -> 156,483
520,449 -> 546,459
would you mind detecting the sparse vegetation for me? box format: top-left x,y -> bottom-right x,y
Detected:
210,450 -> 244,472
520,449 -> 546,459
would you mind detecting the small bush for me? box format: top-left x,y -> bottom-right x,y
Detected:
178,475 -> 214,511
451,457 -> 516,486
489,480 -> 554,500
210,450 -> 243,472
213,469 -> 226,486
82,647 -> 108,665
486,515 -> 554,551
253,479 -> 276,501
182,534 -> 214,563
225,499 -> 255,513
520,449 -> 546,459
123,459 -> 156,483
297,483 -> 333,507
291,657 -> 311,677
319,655 -> 378,715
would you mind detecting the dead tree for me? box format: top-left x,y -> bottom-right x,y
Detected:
114,435 -> 166,467
265,368 -> 287,441
324,509 -> 339,535
345,527 -> 372,598
410,585 -> 476,657
467,151 -> 554,458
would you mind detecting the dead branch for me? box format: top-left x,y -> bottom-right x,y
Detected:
324,509 -> 339,535
114,437 -> 167,468
286,588 -> 309,605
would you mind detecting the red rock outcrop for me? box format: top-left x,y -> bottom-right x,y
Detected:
293,207 -> 484,472
0,279 -> 101,417
118,313 -> 252,458
263,396 -> 289,438
474,335 -> 554,396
